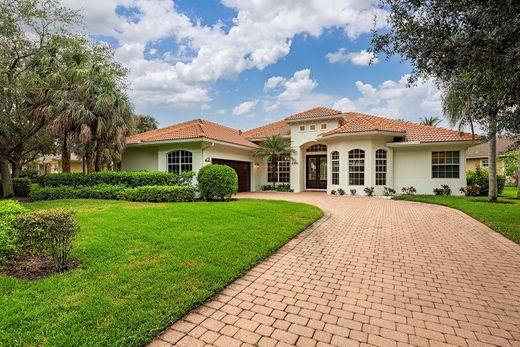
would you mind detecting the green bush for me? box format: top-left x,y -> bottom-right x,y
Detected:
16,209 -> 79,271
118,186 -> 195,202
467,167 -> 505,195
197,165 -> 238,201
20,168 -> 39,180
39,171 -> 194,188
13,177 -> 31,197
0,200 -> 27,265
383,187 -> 396,196
459,184 -> 481,196
364,187 -> 375,197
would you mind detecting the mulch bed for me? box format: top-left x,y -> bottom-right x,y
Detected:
1,255 -> 78,280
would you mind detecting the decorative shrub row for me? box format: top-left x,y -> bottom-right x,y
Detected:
197,165 -> 238,201
30,185 -> 195,202
0,177 -> 32,197
0,200 -> 27,265
16,209 -> 79,270
260,184 -> 293,192
38,171 -> 194,188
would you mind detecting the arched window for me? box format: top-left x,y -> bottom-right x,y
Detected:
348,149 -> 365,185
167,150 -> 192,174
306,144 -> 327,152
375,149 -> 387,186
331,151 -> 339,185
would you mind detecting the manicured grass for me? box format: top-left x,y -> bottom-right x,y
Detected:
395,189 -> 519,244
0,199 -> 322,346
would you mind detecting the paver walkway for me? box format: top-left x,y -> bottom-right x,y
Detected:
150,192 -> 520,347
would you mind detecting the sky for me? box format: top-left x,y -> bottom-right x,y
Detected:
62,0 -> 445,130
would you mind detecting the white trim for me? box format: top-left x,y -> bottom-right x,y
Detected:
285,115 -> 343,123
321,131 -> 406,139
127,138 -> 258,151
387,140 -> 478,148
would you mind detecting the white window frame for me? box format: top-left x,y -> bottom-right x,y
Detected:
268,160 -> 290,183
331,151 -> 339,185
167,150 -> 193,174
299,125 -> 305,132
432,151 -> 460,178
348,149 -> 365,186
481,158 -> 489,167
375,149 -> 387,186
309,124 -> 317,131
320,123 -> 328,130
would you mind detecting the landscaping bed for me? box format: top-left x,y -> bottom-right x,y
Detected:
0,199 -> 322,346
395,188 -> 520,244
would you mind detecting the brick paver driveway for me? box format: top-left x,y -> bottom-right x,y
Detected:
151,192 -> 520,347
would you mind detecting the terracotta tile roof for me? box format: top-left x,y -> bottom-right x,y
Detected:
284,107 -> 342,121
125,119 -> 258,148
466,137 -> 514,158
321,112 -> 478,143
242,120 -> 291,139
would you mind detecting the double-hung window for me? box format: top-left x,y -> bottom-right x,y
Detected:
432,151 -> 460,178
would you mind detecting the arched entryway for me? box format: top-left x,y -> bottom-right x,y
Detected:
305,144 -> 327,189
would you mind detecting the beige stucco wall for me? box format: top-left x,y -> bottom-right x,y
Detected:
393,145 -> 468,195
466,157 -> 505,174
121,145 -> 160,171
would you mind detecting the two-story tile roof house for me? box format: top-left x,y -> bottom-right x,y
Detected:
122,107 -> 478,195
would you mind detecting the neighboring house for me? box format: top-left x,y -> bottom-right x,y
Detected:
466,137 -> 514,175
122,107 -> 479,195
38,154 -> 84,175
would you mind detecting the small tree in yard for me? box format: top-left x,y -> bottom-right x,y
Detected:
254,135 -> 295,189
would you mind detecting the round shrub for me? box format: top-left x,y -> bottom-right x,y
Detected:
197,164 -> 238,201
467,167 -> 505,195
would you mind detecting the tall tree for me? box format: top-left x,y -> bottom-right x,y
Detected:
0,0 -> 78,196
132,115 -> 158,134
419,116 -> 442,127
371,0 -> 520,202
254,135 -> 295,189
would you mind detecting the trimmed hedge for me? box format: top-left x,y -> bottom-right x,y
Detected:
0,178 -> 32,197
30,184 -> 195,202
16,209 -> 79,270
197,164 -> 238,201
39,171 -> 194,188
30,184 -> 126,201
118,186 -> 195,202
467,167 -> 506,196
0,200 -> 27,265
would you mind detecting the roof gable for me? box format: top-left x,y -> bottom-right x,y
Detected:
125,119 -> 258,148
284,107 -> 342,121
242,120 -> 290,139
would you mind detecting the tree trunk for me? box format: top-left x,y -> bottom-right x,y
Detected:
85,150 -> 95,173
272,156 -> 278,189
517,150 -> 520,199
94,143 -> 103,172
11,162 -> 21,178
61,131 -> 71,173
488,114 -> 498,202
0,155 -> 14,198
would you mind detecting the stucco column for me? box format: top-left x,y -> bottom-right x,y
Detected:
291,147 -> 302,192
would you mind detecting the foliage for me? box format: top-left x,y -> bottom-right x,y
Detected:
364,187 -> 375,197
349,189 -> 356,196
383,187 -> 396,196
401,186 -> 417,195
467,167 -> 505,196
39,171 -> 193,188
197,165 -> 238,201
0,200 -> 27,265
419,116 -> 441,127
433,185 -> 452,196
337,188 -> 346,195
13,178 -> 31,197
459,184 -> 481,197
19,168 -> 39,179
502,151 -> 519,180
255,135 -> 295,188
16,209 -> 79,270
117,186 -> 195,203
131,115 -> 158,134
330,190 -> 337,195
0,199 -> 321,346
260,184 -> 293,192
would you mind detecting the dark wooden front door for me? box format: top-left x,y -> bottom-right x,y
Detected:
211,159 -> 251,192
306,155 -> 327,189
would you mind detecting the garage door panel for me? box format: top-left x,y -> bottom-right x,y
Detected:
211,159 -> 251,192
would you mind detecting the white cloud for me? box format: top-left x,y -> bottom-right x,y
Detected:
278,69 -> 318,102
326,48 -> 378,65
331,75 -> 442,121
232,100 -> 258,116
263,76 -> 285,92
63,0 -> 388,111
216,109 -> 226,115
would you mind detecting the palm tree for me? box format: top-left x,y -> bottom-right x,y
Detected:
419,116 -> 442,127
442,80 -> 499,202
254,135 -> 295,188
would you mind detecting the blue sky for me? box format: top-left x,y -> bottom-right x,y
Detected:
65,0 -> 444,130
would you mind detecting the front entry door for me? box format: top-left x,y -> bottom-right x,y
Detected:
306,155 -> 327,189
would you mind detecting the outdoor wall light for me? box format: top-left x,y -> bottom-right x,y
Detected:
204,157 -> 212,163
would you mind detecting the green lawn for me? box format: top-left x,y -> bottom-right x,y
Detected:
0,199 -> 322,346
395,187 -> 520,244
